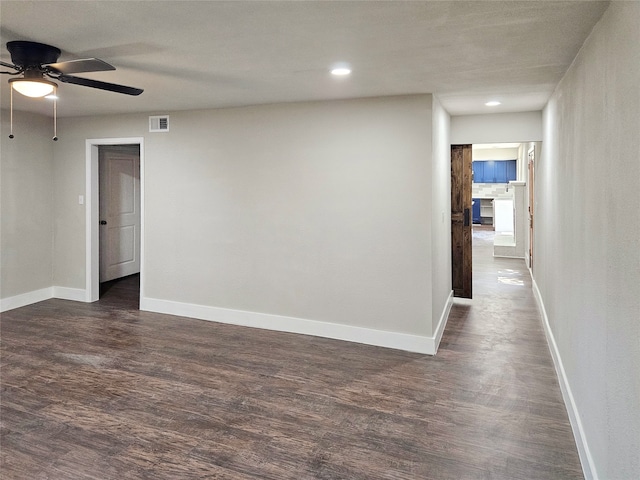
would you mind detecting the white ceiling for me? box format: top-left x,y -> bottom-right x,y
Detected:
0,1 -> 609,118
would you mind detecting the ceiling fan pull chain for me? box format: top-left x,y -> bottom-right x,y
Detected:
52,89 -> 58,141
9,86 -> 14,139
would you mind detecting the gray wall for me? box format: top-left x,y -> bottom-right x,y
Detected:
1,110 -> 53,298
431,96 -> 452,332
451,111 -> 542,144
538,2 -> 640,478
53,95 -> 444,339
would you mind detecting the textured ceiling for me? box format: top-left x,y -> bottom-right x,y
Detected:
0,1 -> 609,118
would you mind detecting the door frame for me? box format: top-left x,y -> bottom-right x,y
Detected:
85,137 -> 145,303
527,145 -> 535,271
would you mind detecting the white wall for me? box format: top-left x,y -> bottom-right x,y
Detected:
52,115 -> 142,290
537,2 -> 640,479
472,147 -> 518,161
431,96 -> 452,335
0,110 -> 53,301
451,111 -> 542,144
52,95 -> 448,352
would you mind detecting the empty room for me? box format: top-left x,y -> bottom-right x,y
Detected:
1,1 -> 638,479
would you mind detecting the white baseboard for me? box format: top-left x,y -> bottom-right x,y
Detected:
0,287 -> 54,312
493,254 -> 525,259
3,285 -> 453,356
1,286 -> 89,313
431,290 -> 454,353
141,296 -> 449,355
532,279 -> 597,480
53,286 -> 88,302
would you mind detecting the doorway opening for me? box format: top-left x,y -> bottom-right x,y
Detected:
98,144 -> 140,302
99,273 -> 140,309
85,137 -> 145,306
471,143 -> 520,263
471,143 -> 535,261
452,142 -> 537,297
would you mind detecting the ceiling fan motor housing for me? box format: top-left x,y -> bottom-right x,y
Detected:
7,41 -> 61,68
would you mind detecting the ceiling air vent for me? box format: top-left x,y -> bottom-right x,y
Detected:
149,115 -> 169,133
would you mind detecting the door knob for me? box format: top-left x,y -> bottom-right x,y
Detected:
100,220 -> 107,225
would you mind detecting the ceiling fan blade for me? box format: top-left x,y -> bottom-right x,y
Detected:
58,74 -> 143,96
0,60 -> 18,70
46,58 -> 115,74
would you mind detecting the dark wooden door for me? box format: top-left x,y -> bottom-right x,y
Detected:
451,144 -> 473,298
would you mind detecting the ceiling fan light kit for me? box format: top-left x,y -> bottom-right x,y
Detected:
7,77 -> 58,140
9,76 -> 58,97
1,40 -> 143,140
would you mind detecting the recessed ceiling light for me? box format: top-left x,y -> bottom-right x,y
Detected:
485,101 -> 501,106
331,63 -> 351,76
331,67 -> 351,76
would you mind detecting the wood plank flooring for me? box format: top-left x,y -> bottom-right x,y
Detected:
0,228 -> 583,479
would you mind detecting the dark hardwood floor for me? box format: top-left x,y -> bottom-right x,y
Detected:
0,229 -> 583,479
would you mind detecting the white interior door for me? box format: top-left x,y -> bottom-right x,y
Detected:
99,145 -> 140,282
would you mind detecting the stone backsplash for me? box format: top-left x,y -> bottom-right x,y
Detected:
472,183 -> 509,198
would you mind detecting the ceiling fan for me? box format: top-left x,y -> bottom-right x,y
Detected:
1,40 -> 143,140
0,40 -> 143,97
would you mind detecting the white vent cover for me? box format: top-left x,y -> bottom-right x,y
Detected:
149,115 -> 169,132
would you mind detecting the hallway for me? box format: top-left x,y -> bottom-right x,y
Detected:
0,230 -> 582,479
438,225 -> 582,476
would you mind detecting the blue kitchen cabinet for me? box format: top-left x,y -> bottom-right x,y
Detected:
494,161 -> 507,183
483,161 -> 494,183
472,198 -> 481,224
472,162 -> 484,183
472,159 -> 517,183
506,160 -> 517,181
